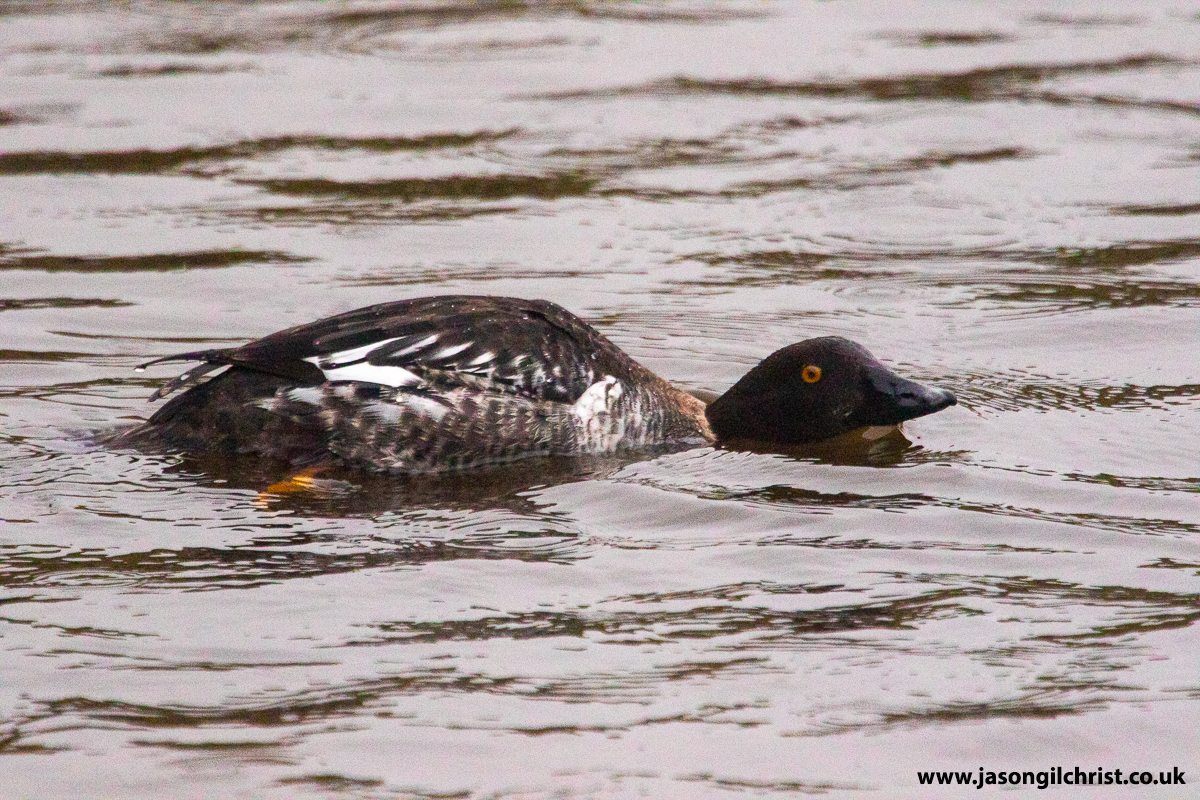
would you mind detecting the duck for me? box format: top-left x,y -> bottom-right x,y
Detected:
119,295 -> 956,472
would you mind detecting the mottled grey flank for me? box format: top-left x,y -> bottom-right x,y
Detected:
254,375 -> 707,473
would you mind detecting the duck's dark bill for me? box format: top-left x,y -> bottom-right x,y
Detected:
856,364 -> 957,426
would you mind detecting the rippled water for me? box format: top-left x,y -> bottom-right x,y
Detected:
3,2 -> 1199,797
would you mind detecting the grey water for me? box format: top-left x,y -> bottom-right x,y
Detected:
2,1 -> 1198,797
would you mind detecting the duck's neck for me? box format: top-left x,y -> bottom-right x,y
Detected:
670,385 -> 715,442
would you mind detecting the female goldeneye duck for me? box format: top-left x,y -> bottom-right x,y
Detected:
120,295 -> 956,472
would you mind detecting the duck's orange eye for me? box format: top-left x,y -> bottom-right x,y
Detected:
802,365 -> 822,383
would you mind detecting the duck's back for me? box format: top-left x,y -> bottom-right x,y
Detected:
123,296 -> 709,472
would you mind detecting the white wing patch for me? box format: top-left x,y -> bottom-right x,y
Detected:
573,375 -> 622,420
431,342 -> 472,360
304,336 -> 423,387
572,376 -> 630,453
394,334 -> 439,357
314,337 -> 402,367
316,362 -> 422,387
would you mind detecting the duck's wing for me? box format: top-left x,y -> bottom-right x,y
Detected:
141,296 -> 648,404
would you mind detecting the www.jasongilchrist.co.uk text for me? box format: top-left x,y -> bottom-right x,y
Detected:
917,766 -> 1186,790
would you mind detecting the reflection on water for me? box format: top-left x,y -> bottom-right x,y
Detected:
0,131 -> 517,175
2,1 -> 1199,797
542,54 -> 1186,103
0,249 -> 310,273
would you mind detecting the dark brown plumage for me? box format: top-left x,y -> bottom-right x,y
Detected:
117,295 -> 956,472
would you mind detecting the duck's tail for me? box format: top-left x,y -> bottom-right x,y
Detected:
136,349 -> 235,401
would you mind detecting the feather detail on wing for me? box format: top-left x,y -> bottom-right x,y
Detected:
137,296 -> 653,405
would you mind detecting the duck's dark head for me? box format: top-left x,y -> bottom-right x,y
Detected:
704,336 -> 956,445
